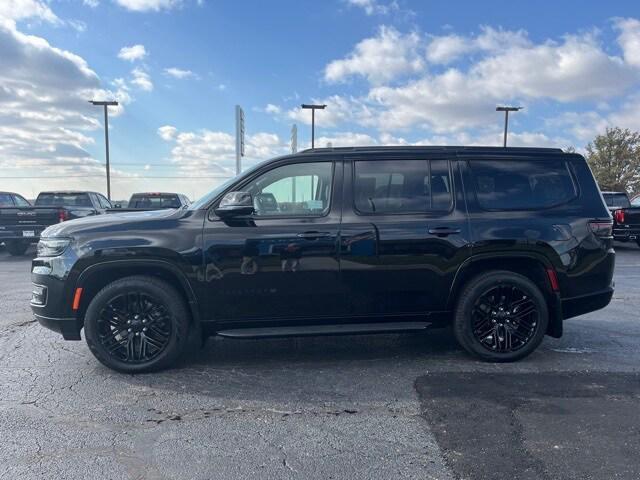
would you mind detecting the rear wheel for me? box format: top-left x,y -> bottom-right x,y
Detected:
5,240 -> 29,256
453,271 -> 548,362
84,276 -> 190,373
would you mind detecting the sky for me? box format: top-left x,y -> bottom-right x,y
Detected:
1,0 -> 640,201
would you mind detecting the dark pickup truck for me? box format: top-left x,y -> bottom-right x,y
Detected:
107,192 -> 190,213
0,191 -> 111,255
602,191 -> 640,246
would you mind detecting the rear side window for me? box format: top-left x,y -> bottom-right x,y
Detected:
131,195 -> 181,208
14,195 -> 30,207
602,193 -> 630,209
469,159 -> 577,210
354,159 -> 452,214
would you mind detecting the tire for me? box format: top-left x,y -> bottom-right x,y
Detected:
5,240 -> 29,256
453,270 -> 548,362
84,275 -> 190,373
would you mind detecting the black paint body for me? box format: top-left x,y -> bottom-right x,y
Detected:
30,147 -> 615,341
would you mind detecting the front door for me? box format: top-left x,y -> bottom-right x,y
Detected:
339,155 -> 471,318
202,158 -> 345,325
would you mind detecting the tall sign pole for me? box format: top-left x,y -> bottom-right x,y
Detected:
291,124 -> 298,153
496,106 -> 522,147
235,105 -> 245,175
89,100 -> 118,200
301,104 -> 326,149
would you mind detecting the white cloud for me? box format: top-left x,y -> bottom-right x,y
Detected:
114,0 -> 182,12
314,132 -> 377,148
615,18 -> 640,67
131,67 -> 153,91
264,103 -> 281,115
118,44 -> 147,61
83,0 -> 100,7
157,126 -> 288,174
324,26 -> 424,85
344,0 -> 398,16
426,34 -> 472,64
0,0 -> 59,23
217,83 -> 226,91
287,95 -> 372,128
0,19 -> 131,198
164,67 -> 194,79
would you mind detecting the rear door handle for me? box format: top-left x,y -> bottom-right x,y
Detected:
428,227 -> 461,237
297,231 -> 332,240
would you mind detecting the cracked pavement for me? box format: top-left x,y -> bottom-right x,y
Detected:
0,243 -> 639,479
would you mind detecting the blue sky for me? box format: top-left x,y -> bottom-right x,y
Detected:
1,0 -> 640,199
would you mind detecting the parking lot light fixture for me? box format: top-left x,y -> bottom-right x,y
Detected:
496,106 -> 522,147
301,104 -> 326,149
89,100 -> 119,200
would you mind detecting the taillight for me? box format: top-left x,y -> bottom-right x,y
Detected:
58,209 -> 69,223
588,220 -> 613,238
614,209 -> 625,225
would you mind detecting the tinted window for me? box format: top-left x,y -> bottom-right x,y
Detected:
97,194 -> 111,209
244,162 -> 333,217
469,159 -> 577,210
13,195 -> 30,207
354,159 -> 452,214
36,193 -> 92,207
130,195 -> 181,208
0,193 -> 14,207
602,193 -> 631,209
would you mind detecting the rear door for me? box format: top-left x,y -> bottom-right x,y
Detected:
339,154 -> 471,317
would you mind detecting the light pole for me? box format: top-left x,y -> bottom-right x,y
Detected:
89,100 -> 119,200
301,104 -> 326,149
496,106 -> 522,147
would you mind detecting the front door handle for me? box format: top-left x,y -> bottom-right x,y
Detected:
428,227 -> 461,237
297,231 -> 332,240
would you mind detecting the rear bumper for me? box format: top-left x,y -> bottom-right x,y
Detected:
561,287 -> 614,320
613,227 -> 640,241
33,313 -> 82,340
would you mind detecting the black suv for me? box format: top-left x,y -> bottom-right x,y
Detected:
31,146 -> 615,372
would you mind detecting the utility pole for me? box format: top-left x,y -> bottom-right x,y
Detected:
301,104 -> 326,149
496,106 -> 522,147
89,100 -> 118,200
235,105 -> 245,175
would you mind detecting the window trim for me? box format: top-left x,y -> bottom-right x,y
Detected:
466,157 -> 579,212
350,157 -> 455,217
210,159 -> 336,221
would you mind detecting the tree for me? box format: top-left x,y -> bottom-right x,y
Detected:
586,127 -> 640,194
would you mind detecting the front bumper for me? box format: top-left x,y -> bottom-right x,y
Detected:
33,313 -> 82,340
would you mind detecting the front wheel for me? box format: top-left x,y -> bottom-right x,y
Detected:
5,240 -> 29,256
453,271 -> 549,362
84,276 -> 190,373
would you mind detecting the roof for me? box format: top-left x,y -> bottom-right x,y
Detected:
297,145 -> 565,155
37,190 -> 98,194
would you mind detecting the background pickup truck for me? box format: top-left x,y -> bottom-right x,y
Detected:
602,191 -> 640,246
0,191 -> 111,256
107,192 -> 190,213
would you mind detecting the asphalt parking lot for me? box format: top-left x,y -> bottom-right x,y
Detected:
0,243 -> 639,480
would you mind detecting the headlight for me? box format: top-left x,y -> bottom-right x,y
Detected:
37,238 -> 72,257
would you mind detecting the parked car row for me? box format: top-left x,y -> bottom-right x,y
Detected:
0,191 -> 190,255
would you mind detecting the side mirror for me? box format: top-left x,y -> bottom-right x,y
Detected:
214,191 -> 254,218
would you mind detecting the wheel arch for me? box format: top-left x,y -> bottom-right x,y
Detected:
448,252 -> 563,338
74,259 -> 201,328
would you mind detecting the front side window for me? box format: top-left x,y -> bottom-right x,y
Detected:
243,162 -> 333,217
469,159 -> 577,210
354,159 -> 452,214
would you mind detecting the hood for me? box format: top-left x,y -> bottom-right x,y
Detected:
42,208 -> 182,238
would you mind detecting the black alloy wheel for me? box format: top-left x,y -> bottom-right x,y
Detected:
454,271 -> 549,362
84,276 -> 190,373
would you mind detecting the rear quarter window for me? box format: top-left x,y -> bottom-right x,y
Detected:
468,159 -> 577,210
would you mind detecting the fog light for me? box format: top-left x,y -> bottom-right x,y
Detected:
31,284 -> 47,306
